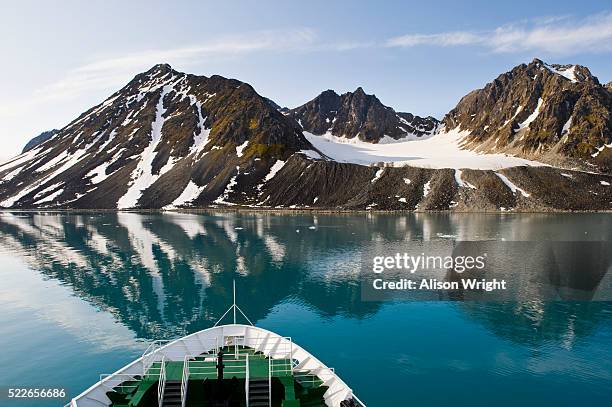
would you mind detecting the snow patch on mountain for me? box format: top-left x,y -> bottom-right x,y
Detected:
1,166 -> 25,182
87,162 -> 114,184
303,129 -> 545,170
561,116 -> 572,136
98,129 -> 118,152
189,98 -> 211,156
544,64 -> 578,83
495,173 -> 530,197
423,180 -> 432,197
33,182 -> 64,199
502,106 -> 523,128
34,188 -> 64,205
214,167 -> 239,205
264,160 -> 286,182
2,144 -> 91,207
0,146 -> 43,172
35,151 -> 69,173
518,98 -> 544,130
454,169 -> 477,189
118,85 -> 173,209
371,168 -> 384,183
591,143 -> 612,158
236,141 -> 249,157
167,180 -> 207,208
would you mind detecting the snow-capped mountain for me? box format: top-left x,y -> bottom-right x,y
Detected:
0,61 -> 611,211
444,58 -> 612,173
0,64 -> 315,209
290,87 -> 439,142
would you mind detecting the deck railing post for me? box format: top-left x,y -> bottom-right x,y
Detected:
181,356 -> 189,407
268,356 -> 272,407
289,338 -> 293,373
245,354 -> 250,407
157,356 -> 166,407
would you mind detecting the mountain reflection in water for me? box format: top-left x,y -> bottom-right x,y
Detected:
0,211 -> 611,406
0,212 -> 611,341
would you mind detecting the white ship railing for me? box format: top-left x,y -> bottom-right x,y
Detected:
142,337 -> 219,376
68,282 -> 365,407
245,354 -> 250,407
97,373 -> 140,393
270,357 -> 292,375
157,357 -> 166,407
293,369 -> 324,386
69,324 -> 364,407
180,356 -> 189,407
352,394 -> 367,407
142,340 -> 170,376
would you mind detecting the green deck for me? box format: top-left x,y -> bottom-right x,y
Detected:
109,346 -> 326,407
148,346 -> 293,380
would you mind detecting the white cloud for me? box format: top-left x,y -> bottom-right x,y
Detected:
386,12 -> 612,55
0,27 -> 364,122
0,27 -> 368,159
0,29 -> 313,159
386,32 -> 483,48
36,29 -> 318,102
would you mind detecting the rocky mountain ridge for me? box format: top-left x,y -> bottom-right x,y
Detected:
22,129 -> 59,153
444,58 -> 612,172
289,87 -> 439,142
0,64 -> 317,209
1,60 -> 611,211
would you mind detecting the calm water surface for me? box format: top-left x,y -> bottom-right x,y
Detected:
0,212 -> 611,406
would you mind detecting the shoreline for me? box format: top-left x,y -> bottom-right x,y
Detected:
1,207 -> 612,215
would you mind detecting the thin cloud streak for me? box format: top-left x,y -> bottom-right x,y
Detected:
386,12 -> 612,55
0,29 -> 324,120
3,13 -> 611,124
38,29 -> 319,102
387,31 -> 484,47
13,12 -> 612,117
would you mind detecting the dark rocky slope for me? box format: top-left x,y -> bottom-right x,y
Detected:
290,88 -> 439,142
22,129 -> 59,153
0,64 -> 315,209
260,155 -> 612,211
444,58 -> 612,173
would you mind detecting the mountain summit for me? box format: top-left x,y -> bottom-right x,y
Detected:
290,88 -> 439,142
0,64 -> 315,209
444,58 -> 612,172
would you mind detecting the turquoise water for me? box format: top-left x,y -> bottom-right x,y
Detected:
0,212 -> 611,406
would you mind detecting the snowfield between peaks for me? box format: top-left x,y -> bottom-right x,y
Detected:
303,129 -> 546,170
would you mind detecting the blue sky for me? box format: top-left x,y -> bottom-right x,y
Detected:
1,0 -> 611,159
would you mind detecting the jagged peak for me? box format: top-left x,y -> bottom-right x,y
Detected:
127,63 -> 182,90
526,58 -> 594,83
338,87 -> 381,105
319,89 -> 340,98
147,63 -> 173,74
